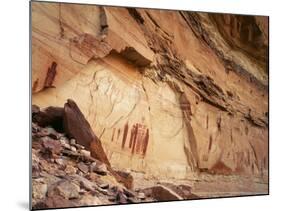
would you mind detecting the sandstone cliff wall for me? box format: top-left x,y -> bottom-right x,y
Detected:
31,2 -> 268,179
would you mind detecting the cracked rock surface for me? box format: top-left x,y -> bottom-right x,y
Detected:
31,2 -> 268,208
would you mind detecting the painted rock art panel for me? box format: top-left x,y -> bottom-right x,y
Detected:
31,3 -> 268,209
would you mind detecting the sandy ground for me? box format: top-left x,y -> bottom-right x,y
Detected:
131,171 -> 268,198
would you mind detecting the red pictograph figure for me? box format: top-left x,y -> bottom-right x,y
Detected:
126,123 -> 149,156
121,122 -> 129,149
129,127 -> 134,148
111,128 -> 116,142
113,122 -> 149,156
131,123 -> 139,154
135,124 -> 146,154
142,128 -> 149,155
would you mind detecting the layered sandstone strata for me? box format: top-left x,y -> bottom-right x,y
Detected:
31,1 -> 268,185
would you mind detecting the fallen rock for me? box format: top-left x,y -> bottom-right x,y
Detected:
52,169 -> 67,178
55,158 -> 66,166
114,170 -> 134,190
59,137 -> 71,150
34,195 -> 77,209
137,192 -> 146,200
78,194 -> 103,206
70,138 -> 76,145
32,179 -> 48,202
127,197 -> 139,203
32,105 -> 40,115
47,180 -> 80,200
157,182 -> 193,199
32,120 -> 154,208
80,149 -> 91,157
39,172 -> 61,186
77,162 -> 89,174
116,190 -> 128,204
87,172 -> 100,182
63,99 -> 110,166
33,106 -> 64,132
32,149 -> 41,178
67,174 -> 97,193
61,149 -> 96,163
108,196 -> 116,202
41,127 -> 61,139
142,185 -> 183,201
70,146 -> 77,152
59,136 -> 69,145
123,188 -> 136,198
93,174 -> 122,189
97,187 -> 109,195
71,142 -> 86,150
98,183 -> 109,189
31,118 -> 162,208
35,99 -> 136,190
90,162 -> 108,176
41,137 -> 62,158
64,165 -> 77,175
32,122 -> 41,133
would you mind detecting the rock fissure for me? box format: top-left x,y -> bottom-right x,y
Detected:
32,3 -> 268,208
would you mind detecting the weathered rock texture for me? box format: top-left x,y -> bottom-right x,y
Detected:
31,118 -> 161,209
31,1 -> 268,195
63,99 -> 110,166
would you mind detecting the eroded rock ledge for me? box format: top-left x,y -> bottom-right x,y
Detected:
31,1 -> 268,200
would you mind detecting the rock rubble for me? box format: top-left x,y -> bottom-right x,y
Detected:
32,101 -> 198,209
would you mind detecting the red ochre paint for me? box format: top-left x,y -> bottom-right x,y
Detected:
121,123 -> 129,149
129,126 -> 135,148
131,124 -> 139,154
142,128 -> 149,155
111,128 -> 116,142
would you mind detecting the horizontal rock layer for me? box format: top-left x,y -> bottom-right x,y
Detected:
31,1 -> 268,182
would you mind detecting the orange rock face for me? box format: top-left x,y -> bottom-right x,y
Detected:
31,1 -> 268,196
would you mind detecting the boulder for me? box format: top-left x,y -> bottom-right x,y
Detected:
64,165 -> 77,175
33,106 -> 64,132
32,179 -> 48,202
34,195 -> 77,209
156,182 -> 199,200
90,161 -> 108,176
77,162 -> 89,174
47,180 -> 80,200
78,194 -> 103,206
143,185 -> 183,201
63,99 -> 110,166
113,170 -> 134,190
40,137 -> 62,158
